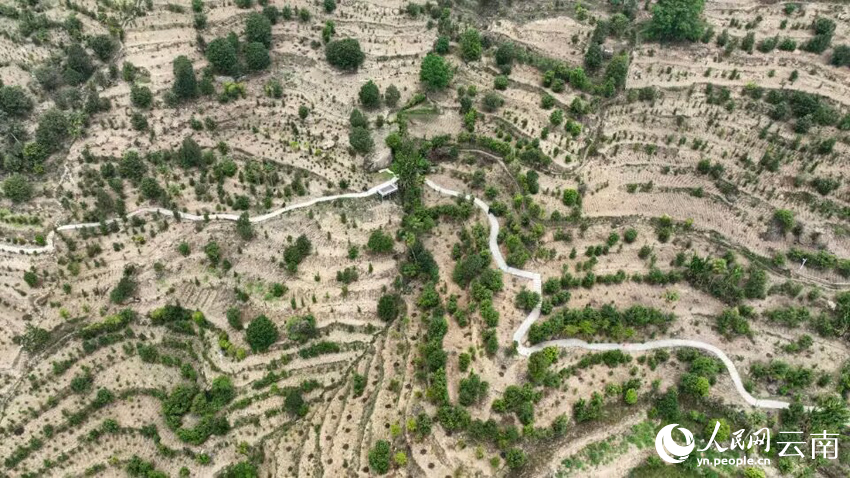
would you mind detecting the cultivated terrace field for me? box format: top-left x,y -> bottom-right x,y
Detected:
1,0 -> 850,477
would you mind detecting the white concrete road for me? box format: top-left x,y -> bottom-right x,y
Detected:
423,179 -> 803,411
2,173 -> 805,411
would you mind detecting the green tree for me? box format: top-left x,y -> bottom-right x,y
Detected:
204,241 -> 221,266
139,177 -> 163,200
434,35 -> 450,54
505,448 -> 527,469
110,274 -> 137,304
495,41 -> 515,67
384,84 -> 400,107
172,56 -> 198,100
178,136 -> 203,168
298,105 -> 310,120
680,373 -> 710,397
206,37 -> 240,76
130,85 -> 153,108
325,38 -> 365,71
831,45 -> 850,67
349,108 -> 369,128
420,53 -> 453,90
220,462 -> 258,478
235,212 -> 253,240
23,270 -> 39,287
458,372 -> 488,406
377,294 -> 401,322
0,86 -> 34,117
368,440 -> 391,475
367,229 -> 394,253
624,388 -> 637,404
245,12 -> 272,47
244,42 -> 271,71
704,419 -> 730,442
359,80 -> 381,108
3,174 -> 33,203
322,20 -> 335,43
460,28 -> 482,62
64,43 -> 94,85
246,315 -> 279,352
604,52 -> 629,90
584,43 -> 603,71
649,0 -> 706,42
773,209 -> 795,234
323,0 -> 336,13
88,34 -> 117,61
119,150 -> 147,182
482,91 -> 503,112
35,108 -> 69,152
263,5 -> 280,24
349,126 -> 373,154
743,468 -> 766,478
178,242 -> 191,256
286,315 -> 317,343
226,308 -> 242,329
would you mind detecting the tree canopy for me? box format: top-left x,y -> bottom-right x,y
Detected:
244,42 -> 271,71
246,315 -> 279,352
359,80 -> 381,108
244,12 -> 272,47
325,38 -> 365,71
384,84 -> 400,107
3,174 -> 33,203
172,56 -> 198,100
460,28 -> 482,62
649,0 -> 706,42
206,37 -> 240,76
420,53 -> 453,90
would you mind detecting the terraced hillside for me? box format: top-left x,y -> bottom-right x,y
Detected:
1,0 -> 850,477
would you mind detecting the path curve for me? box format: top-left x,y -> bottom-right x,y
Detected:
423,179 -> 804,411
1,173 -> 804,411
0,176 -> 400,254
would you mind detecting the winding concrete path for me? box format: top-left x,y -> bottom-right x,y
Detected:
0,176 -> 400,254
423,179 -> 802,411
2,172 -> 802,411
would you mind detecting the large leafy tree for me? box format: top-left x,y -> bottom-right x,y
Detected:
246,315 -> 279,352
584,43 -> 603,71
172,55 -> 198,100
244,42 -> 271,71
244,12 -> 272,47
460,28 -> 482,62
325,38 -> 364,71
35,108 -> 69,152
649,0 -> 705,42
206,37 -> 240,76
88,34 -> 117,61
604,52 -> 629,90
368,440 -> 391,475
384,84 -> 400,107
235,212 -> 253,240
3,174 -> 33,203
64,43 -> 94,85
359,80 -> 380,108
349,126 -> 374,154
377,294 -> 401,322
420,53 -> 453,90
178,136 -> 203,168
0,86 -> 34,117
